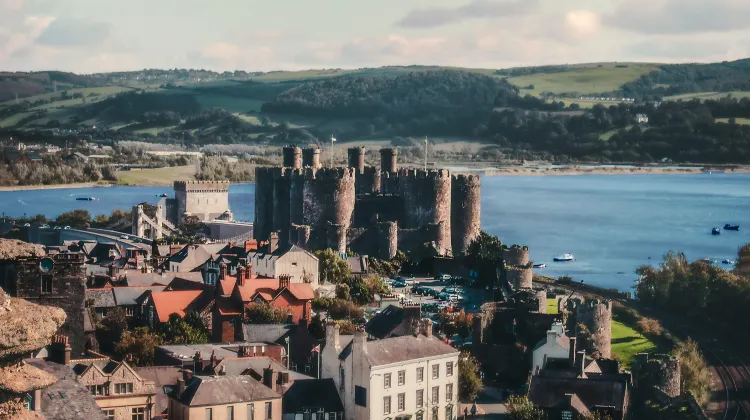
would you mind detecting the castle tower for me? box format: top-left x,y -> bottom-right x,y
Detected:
302,168 -> 356,229
254,168 -> 276,241
505,265 -> 533,289
282,145 -> 302,169
302,147 -> 321,169
451,174 -> 481,255
576,299 -> 612,359
380,148 -> 398,173
347,147 -> 365,173
428,221 -> 451,257
659,356 -> 681,398
503,245 -> 530,266
376,221 -> 398,260
398,169 -> 452,252
289,169 -> 305,226
174,180 -> 231,222
272,168 -> 292,244
327,223 -> 347,254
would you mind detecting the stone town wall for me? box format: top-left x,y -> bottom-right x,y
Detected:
376,221 -> 398,260
174,181 -> 231,222
576,299 -> 612,359
13,253 -> 87,353
450,174 -> 481,255
352,194 -> 403,227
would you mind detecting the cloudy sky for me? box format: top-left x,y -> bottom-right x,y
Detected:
1,0 -> 749,73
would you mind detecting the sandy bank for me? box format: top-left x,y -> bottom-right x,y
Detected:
0,182 -> 113,192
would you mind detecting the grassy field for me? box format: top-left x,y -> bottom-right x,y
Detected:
599,125 -> 634,141
664,91 -> 750,101
195,94 -> 265,113
507,63 -> 661,96
611,320 -> 656,368
0,86 -> 134,107
115,165 -> 197,186
716,117 -> 750,125
546,298 -> 559,314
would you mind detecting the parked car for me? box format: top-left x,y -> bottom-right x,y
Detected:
63,226 -> 71,230
415,286 -> 433,295
120,234 -> 129,239
392,280 -> 407,288
437,274 -> 452,281
437,292 -> 450,301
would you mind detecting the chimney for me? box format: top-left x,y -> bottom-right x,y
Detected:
279,275 -> 290,290
49,334 -> 71,365
182,369 -> 193,382
193,351 -> 204,373
269,232 -> 279,254
238,266 -> 247,286
280,372 -> 290,385
326,322 -> 341,353
210,350 -> 217,368
238,345 -> 248,358
547,330 -> 556,346
353,328 -> 368,356
576,351 -> 586,378
219,263 -> 227,280
219,365 -> 226,376
176,378 -> 185,398
246,263 -> 253,279
419,318 -> 433,337
263,366 -> 277,390
245,239 -> 257,253
564,393 -> 575,409
569,337 -> 577,366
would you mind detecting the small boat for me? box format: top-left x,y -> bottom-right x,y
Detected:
553,253 -> 575,262
533,263 -> 546,269
724,224 -> 740,231
75,197 -> 95,201
158,193 -> 169,198
722,259 -> 736,265
712,228 -> 721,235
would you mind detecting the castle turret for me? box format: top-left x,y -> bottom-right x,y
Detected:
377,221 -> 398,260
380,148 -> 398,173
302,168 -> 356,229
347,147 -> 366,173
254,168 -> 276,241
272,168 -> 293,244
302,146 -> 321,169
576,299 -> 612,359
282,145 -> 302,169
505,264 -> 533,289
451,174 -> 481,255
503,245 -> 530,266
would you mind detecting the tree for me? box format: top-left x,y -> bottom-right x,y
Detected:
308,314 -> 326,340
455,310 -> 474,343
97,307 -> 128,353
115,327 -> 162,366
335,284 -> 351,300
244,303 -> 288,323
347,277 -> 373,305
506,395 -> 547,420
458,352 -> 482,402
315,249 -> 352,284
159,313 -> 210,345
55,209 -> 91,229
465,231 -> 504,285
673,339 -> 712,405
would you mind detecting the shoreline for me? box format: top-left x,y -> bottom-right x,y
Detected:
0,182 -> 114,192
481,166 -> 750,176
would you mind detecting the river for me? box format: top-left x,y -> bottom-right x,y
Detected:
1,173 -> 748,291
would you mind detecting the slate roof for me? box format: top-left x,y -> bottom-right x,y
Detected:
211,357 -> 312,381
135,366 -> 183,418
25,358 -> 107,420
338,334 -> 458,366
176,375 -> 281,406
346,256 -> 368,274
241,324 -> 293,344
165,244 -> 226,272
282,379 -> 344,414
123,272 -> 173,287
233,277 -> 314,302
113,286 -> 167,306
529,375 -> 628,412
365,304 -> 421,339
86,289 -> 116,308
158,343 -> 241,362
533,332 -> 571,352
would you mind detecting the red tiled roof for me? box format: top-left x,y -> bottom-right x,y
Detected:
219,277 -> 237,296
151,290 -> 203,323
287,284 -> 315,300
231,277 -> 314,303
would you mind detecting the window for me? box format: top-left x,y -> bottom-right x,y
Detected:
103,409 -> 115,420
89,384 -> 109,396
446,384 -> 453,401
41,275 -> 53,293
398,370 -> 405,386
227,406 -> 234,420
432,386 -> 439,405
446,361 -> 454,377
398,393 -> 405,411
417,367 -> 424,382
416,412 -> 423,420
384,373 -> 391,388
125,306 -> 134,317
354,385 -> 367,407
131,407 -> 146,420
383,396 -> 391,414
115,383 -> 134,394
205,408 -> 213,420
432,407 -> 438,420
265,402 -> 272,420
339,368 -> 345,389
432,364 -> 439,379
247,403 -> 254,420
446,406 -> 453,420
416,389 -> 424,408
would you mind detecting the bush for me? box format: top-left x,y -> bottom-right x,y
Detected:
636,317 -> 663,336
328,300 -> 364,320
673,339 -> 712,406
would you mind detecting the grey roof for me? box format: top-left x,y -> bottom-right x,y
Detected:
529,375 -> 628,412
241,324 -> 293,344
85,289 -> 116,308
157,343 -> 240,362
212,357 -> 312,381
167,244 -> 226,271
346,256 -> 367,274
25,358 -> 107,420
365,304 -> 421,339
178,375 -> 281,406
123,272 -> 173,287
135,366 -> 183,417
339,335 -> 458,366
113,286 -> 166,306
283,379 -> 343,414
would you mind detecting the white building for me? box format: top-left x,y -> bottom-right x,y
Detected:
531,322 -> 572,375
321,320 -> 460,420
635,113 -> 649,124
249,243 -> 320,290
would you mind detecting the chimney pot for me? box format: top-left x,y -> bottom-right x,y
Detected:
177,378 -> 186,398
238,266 -> 247,286
219,263 -> 227,280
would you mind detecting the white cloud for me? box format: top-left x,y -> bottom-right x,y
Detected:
565,10 -> 600,37
605,0 -> 750,34
396,0 -> 539,29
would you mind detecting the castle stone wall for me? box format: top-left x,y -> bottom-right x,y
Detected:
576,299 -> 612,359
352,194 -> 403,227
356,166 -> 381,195
506,265 -> 533,289
174,181 -> 231,222
272,170 -> 292,244
347,147 -> 365,173
398,169 -> 452,229
377,221 -> 398,260
303,168 -> 356,230
451,174 -> 481,255
503,245 -> 530,267
327,223 -> 347,254
254,168 -> 275,241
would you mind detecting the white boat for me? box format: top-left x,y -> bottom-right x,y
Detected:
554,253 -> 575,262
533,263 -> 546,268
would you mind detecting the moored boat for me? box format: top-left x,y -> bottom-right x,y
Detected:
722,259 -> 736,265
724,224 -> 740,231
75,197 -> 96,201
712,227 -> 721,235
533,263 -> 546,269
553,253 -> 575,262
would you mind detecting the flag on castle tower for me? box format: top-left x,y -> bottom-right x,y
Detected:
331,136 -> 336,142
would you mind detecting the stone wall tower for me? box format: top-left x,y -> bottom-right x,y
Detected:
272,168 -> 292,244
377,221 -> 398,260
451,174 -> 481,255
503,245 -> 530,266
380,148 -> 398,173
302,147 -> 321,169
576,299 -> 613,359
398,169 -> 452,255
327,223 -> 347,254
347,147 -> 366,173
282,145 -> 302,169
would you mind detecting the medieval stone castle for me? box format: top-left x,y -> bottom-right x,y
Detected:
254,146 -> 481,258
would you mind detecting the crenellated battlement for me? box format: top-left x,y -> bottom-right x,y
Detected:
174,180 -> 230,191
398,168 -> 452,180
503,245 -> 530,266
452,173 -> 481,186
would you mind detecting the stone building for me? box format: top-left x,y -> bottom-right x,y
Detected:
563,298 -> 613,359
168,375 -> 282,420
0,239 -> 89,354
173,180 -> 232,222
254,145 -> 481,258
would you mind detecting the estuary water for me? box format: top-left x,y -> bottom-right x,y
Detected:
1,173 -> 748,291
